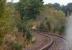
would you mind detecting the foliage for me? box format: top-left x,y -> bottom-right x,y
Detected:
62,3 -> 72,16
45,3 -> 72,16
11,42 -> 22,50
38,4 -> 66,33
0,0 -> 15,45
0,0 -> 6,17
14,0 -> 43,42
0,37 -> 3,45
17,0 -> 43,20
53,3 -> 61,10
0,0 -> 6,45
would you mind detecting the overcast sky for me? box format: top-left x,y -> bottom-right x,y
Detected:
7,0 -> 72,5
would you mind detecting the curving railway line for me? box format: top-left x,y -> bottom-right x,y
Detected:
24,31 -> 69,50
36,31 -> 69,50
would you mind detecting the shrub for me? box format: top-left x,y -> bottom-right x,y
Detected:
0,37 -> 3,45
11,42 -> 22,50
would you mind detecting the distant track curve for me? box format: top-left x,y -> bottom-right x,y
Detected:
35,31 -> 69,50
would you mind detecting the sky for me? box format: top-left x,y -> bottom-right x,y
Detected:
43,0 -> 72,5
7,0 -> 72,5
7,0 -> 19,3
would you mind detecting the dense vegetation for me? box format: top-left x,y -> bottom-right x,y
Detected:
0,0 -> 15,45
15,0 -> 43,41
38,4 -> 65,34
46,3 -> 72,16
0,0 -> 72,50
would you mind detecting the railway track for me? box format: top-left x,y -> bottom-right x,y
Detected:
35,31 -> 69,50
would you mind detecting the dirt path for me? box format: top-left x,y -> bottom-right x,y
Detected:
24,31 -> 68,50
38,32 -> 69,50
48,36 -> 68,50
24,32 -> 52,50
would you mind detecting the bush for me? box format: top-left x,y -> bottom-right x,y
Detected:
0,37 -> 3,45
11,42 -> 22,50
58,26 -> 65,35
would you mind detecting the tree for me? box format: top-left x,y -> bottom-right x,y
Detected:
38,4 -> 65,34
0,0 -> 6,38
66,3 -> 72,16
53,3 -> 61,10
0,0 -> 15,45
17,0 -> 43,20
0,0 -> 6,17
15,0 -> 43,41
60,3 -> 72,16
